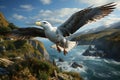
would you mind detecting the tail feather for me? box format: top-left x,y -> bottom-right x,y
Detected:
51,41 -> 77,52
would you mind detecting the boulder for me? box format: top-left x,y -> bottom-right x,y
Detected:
71,62 -> 83,68
59,58 -> 64,62
0,58 -> 14,67
58,73 -> 73,80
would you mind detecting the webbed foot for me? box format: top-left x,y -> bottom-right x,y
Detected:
63,49 -> 68,55
56,44 -> 61,53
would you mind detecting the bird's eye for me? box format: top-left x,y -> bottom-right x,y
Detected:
43,22 -> 47,24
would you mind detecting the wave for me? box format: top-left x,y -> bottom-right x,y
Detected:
103,59 -> 120,65
55,59 -> 87,73
37,40 -> 120,80
111,71 -> 120,76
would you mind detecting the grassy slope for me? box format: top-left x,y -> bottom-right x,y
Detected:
0,39 -> 83,80
0,40 -> 42,58
73,29 -> 120,42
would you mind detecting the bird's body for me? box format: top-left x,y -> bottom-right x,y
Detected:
41,21 -> 76,54
44,26 -> 58,43
8,2 -> 116,55
38,21 -> 68,47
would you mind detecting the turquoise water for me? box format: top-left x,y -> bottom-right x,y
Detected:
37,38 -> 120,80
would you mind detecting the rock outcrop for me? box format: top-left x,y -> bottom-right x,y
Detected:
28,40 -> 49,60
73,28 -> 120,61
71,62 -> 83,68
0,39 -> 49,60
82,45 -> 105,57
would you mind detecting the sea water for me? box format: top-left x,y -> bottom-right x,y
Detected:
37,38 -> 120,80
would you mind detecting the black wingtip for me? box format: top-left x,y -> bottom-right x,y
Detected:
103,2 -> 117,7
100,2 -> 117,11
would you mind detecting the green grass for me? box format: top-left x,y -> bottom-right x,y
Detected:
0,40 -> 42,59
0,58 -> 58,80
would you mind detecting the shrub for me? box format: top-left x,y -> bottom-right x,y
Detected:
8,23 -> 18,30
14,40 -> 27,49
6,43 -> 16,50
5,58 -> 57,80
0,27 -> 11,35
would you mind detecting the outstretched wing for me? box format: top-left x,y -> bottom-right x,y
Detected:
58,2 -> 116,36
9,27 -> 46,39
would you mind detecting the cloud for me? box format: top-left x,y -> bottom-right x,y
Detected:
12,13 -> 26,20
31,8 -> 81,25
103,14 -> 120,27
40,0 -> 51,5
76,0 -> 120,10
20,4 -> 34,11
43,18 -> 64,25
77,0 -> 109,6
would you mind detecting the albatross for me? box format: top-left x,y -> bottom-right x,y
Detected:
10,2 -> 116,55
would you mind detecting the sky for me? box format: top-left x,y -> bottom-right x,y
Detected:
0,0 -> 120,31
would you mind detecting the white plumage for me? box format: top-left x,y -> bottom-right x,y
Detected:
35,21 -> 77,55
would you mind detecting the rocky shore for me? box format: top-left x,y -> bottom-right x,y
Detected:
73,28 -> 120,61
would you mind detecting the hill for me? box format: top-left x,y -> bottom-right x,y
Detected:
72,27 -> 120,61
73,29 -> 120,42
71,21 -> 120,40
0,39 -> 83,80
0,12 -> 9,27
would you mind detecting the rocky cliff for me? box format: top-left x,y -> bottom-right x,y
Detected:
0,39 -> 83,80
0,39 -> 49,60
73,28 -> 120,61
28,40 -> 49,60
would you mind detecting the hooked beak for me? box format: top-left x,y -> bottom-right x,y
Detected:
35,21 -> 42,26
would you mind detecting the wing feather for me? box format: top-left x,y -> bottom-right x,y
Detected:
9,27 -> 46,39
58,2 -> 116,36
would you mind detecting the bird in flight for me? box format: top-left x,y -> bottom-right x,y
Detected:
9,2 -> 116,55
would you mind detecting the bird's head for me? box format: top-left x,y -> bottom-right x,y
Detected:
35,21 -> 52,30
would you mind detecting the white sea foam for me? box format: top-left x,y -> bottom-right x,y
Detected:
96,73 -> 111,78
82,56 -> 101,61
84,77 -> 89,80
55,60 -> 87,74
103,59 -> 120,65
111,71 -> 120,76
110,60 -> 120,65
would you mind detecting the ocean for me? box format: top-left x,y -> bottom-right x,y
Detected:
37,38 -> 120,80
